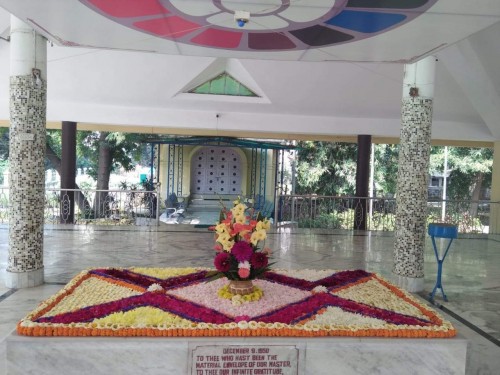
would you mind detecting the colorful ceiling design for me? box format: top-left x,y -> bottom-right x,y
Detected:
81,0 -> 438,52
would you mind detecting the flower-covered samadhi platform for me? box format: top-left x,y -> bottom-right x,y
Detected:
17,267 -> 456,338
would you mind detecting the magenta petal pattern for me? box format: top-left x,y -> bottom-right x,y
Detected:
231,242 -> 254,262
17,267 -> 456,338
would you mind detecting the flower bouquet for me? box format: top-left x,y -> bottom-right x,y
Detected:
209,198 -> 273,298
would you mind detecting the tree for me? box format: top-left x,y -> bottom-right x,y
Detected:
0,128 -> 8,185
295,141 -> 357,195
45,129 -> 92,214
0,128 -> 8,160
78,131 -> 146,217
430,146 -> 492,216
1,127 -> 149,218
373,144 -> 399,197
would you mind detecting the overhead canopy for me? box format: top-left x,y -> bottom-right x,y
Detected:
0,0 -> 497,63
0,1 -> 500,143
142,136 -> 297,150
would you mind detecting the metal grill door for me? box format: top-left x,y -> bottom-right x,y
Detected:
191,147 -> 241,194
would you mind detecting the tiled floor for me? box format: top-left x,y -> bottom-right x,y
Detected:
0,224 -> 499,374
159,210 -> 220,225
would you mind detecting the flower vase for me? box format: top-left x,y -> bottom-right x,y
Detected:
228,279 -> 254,295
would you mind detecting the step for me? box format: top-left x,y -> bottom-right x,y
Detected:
190,194 -> 240,201
189,199 -> 225,208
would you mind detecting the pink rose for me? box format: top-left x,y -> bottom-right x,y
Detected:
238,268 -> 250,279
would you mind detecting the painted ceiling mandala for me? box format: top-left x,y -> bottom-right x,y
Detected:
80,0 -> 438,51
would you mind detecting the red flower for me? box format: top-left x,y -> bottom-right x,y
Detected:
230,223 -> 253,237
214,252 -> 231,272
231,241 -> 253,262
250,252 -> 268,269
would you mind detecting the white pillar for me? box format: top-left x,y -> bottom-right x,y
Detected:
393,56 -> 436,292
6,16 -> 47,288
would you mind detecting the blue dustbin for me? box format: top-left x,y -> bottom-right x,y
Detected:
428,223 -> 458,302
428,223 -> 458,239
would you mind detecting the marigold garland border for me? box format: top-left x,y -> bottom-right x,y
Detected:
17,268 -> 457,339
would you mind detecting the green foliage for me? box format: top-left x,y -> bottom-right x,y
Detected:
295,142 -> 492,201
296,141 -> 357,195
119,181 -> 138,190
79,131 -> 146,181
0,159 -> 8,185
430,146 -> 492,200
369,212 -> 395,231
298,211 -> 343,229
0,128 -> 9,162
295,142 -> 400,198
373,144 -> 399,196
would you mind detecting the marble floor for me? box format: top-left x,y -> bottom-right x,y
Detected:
0,224 -> 499,374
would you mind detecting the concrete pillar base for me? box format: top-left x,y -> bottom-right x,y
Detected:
393,274 -> 424,293
5,268 -> 44,289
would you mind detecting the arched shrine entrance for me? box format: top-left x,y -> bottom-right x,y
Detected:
143,136 -> 296,222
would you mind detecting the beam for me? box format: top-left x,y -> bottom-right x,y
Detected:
0,121 -> 493,147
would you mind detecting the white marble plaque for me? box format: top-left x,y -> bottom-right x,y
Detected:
191,344 -> 299,375
18,132 -> 34,141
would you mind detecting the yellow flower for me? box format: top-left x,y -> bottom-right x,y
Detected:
256,219 -> 270,231
216,232 -> 234,251
215,223 -> 230,234
263,219 -> 271,230
233,213 -> 247,224
94,307 -> 190,327
237,321 -> 249,329
250,229 -> 267,245
232,295 -> 243,306
130,267 -> 197,279
231,203 -> 247,216
221,239 -> 235,251
217,232 -> 231,243
217,284 -> 264,303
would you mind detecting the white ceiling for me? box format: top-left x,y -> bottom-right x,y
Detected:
0,1 -> 499,143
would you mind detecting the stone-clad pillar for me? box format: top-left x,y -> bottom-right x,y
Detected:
6,16 -> 47,288
393,56 -> 436,292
